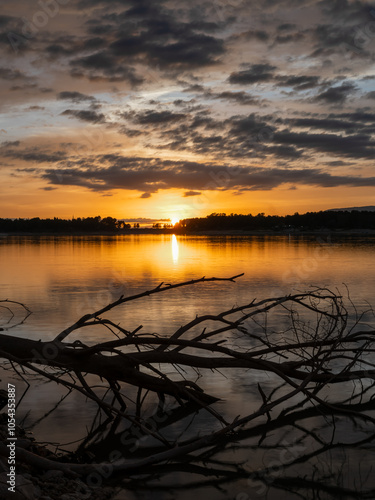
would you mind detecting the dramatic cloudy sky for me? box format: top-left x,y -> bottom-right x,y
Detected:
1,0 -> 375,219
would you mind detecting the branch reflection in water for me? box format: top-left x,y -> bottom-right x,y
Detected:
0,274 -> 374,499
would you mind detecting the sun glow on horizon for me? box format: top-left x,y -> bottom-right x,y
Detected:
171,217 -> 180,225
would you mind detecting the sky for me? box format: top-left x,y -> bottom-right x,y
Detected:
0,0 -> 375,220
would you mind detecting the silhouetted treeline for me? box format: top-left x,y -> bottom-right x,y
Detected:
175,210 -> 375,232
1,211 -> 375,234
0,216 -> 130,233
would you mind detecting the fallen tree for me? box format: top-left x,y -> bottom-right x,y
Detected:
0,275 -> 375,499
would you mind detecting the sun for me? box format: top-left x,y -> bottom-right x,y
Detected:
171,217 -> 180,225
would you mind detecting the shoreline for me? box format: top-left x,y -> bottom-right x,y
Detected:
0,228 -> 375,237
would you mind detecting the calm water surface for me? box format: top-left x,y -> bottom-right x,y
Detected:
1,234 -> 374,499
1,234 -> 374,339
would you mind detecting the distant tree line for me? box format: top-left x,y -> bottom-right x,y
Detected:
0,211 -> 374,233
175,210 -> 375,232
152,223 -> 173,228
0,216 -> 131,233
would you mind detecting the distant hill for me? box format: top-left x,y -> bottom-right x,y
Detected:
327,206 -> 375,212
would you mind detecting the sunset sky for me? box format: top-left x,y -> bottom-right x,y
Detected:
1,0 -> 375,221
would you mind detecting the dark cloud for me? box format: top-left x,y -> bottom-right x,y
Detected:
0,67 -> 25,81
0,15 -> 14,28
61,109 -> 106,123
123,110 -> 187,125
229,66 -> 322,93
227,113 -> 272,140
182,83 -> 206,93
267,144 -> 303,159
109,31 -> 225,69
243,30 -> 270,42
276,75 -> 321,91
290,117 -> 360,133
311,24 -> 352,52
325,160 -> 353,167
9,149 -> 68,163
309,22 -> 373,59
277,23 -> 297,31
57,91 -> 96,102
274,32 -> 305,44
1,140 -> 20,147
45,35 -> 108,59
140,192 -> 152,198
313,83 -> 357,104
366,91 -> 375,99
118,102 -> 375,161
274,129 -> 375,159
120,127 -> 143,137
37,156 -> 375,194
68,2 -> 226,85
10,83 -> 38,91
329,111 -> 375,123
228,63 -> 276,85
11,84 -> 54,93
318,0 -> 372,22
70,51 -> 143,84
184,190 -> 201,197
1,143 -> 67,163
212,91 -> 262,105
46,44 -> 76,57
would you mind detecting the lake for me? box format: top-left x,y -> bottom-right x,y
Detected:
1,234 -> 375,499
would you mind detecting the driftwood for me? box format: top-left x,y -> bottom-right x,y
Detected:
0,275 -> 375,498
